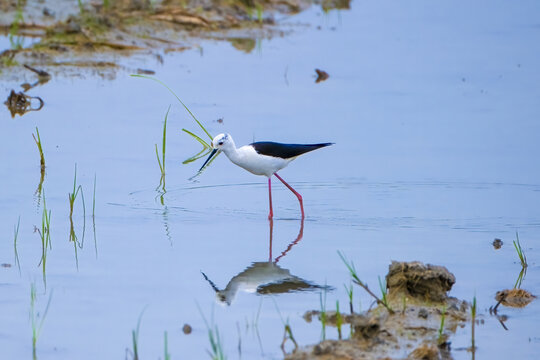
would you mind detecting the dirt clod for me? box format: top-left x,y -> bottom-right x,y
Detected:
288,261 -> 467,360
495,288 -> 536,308
386,261 -> 455,303
182,323 -> 192,334
408,343 -> 440,360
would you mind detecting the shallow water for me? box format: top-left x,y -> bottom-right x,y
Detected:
1,1 -> 540,359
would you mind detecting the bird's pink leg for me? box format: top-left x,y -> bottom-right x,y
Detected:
274,173 -> 305,218
268,177 -> 274,220
268,218 -> 274,261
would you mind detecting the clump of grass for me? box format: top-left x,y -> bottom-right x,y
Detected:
207,324 -> 226,360
32,127 -> 45,173
198,305 -> 226,360
36,191 -> 52,288
335,301 -> 343,340
513,232 -> 527,268
438,305 -> 446,344
14,216 -> 21,274
338,251 -> 394,314
30,283 -> 52,360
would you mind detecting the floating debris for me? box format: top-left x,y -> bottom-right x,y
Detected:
136,68 -> 155,75
493,238 -> 503,249
315,68 -> 329,83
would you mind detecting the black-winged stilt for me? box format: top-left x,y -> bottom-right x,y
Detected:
199,133 -> 333,219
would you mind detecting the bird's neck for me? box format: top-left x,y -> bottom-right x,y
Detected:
222,145 -> 241,163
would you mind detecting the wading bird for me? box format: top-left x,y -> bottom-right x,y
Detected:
199,133 -> 333,219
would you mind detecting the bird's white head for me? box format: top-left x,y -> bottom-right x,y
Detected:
211,133 -> 234,151
198,133 -> 235,172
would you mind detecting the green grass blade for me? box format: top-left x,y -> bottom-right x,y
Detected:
182,128 -> 211,148
130,75 -> 212,140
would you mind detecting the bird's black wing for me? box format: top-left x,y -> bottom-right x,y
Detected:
250,142 -> 333,159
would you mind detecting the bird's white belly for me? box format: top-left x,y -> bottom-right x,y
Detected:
231,146 -> 291,177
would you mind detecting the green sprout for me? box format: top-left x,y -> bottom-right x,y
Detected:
338,251 -> 394,314
438,305 -> 446,344
513,232 -> 527,268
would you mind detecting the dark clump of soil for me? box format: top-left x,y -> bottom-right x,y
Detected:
386,261 -> 455,303
495,288 -> 536,308
287,261 -> 468,360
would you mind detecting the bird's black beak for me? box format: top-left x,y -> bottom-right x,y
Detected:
199,148 -> 218,172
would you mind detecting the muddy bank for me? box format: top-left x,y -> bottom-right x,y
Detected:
287,261 -> 472,360
0,0 -> 349,74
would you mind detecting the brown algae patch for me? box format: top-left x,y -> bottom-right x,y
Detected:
288,261 -> 470,360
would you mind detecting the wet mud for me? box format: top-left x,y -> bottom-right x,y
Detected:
0,0 -> 346,73
287,261 -> 472,360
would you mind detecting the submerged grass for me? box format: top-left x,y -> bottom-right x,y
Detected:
319,288 -> 327,341
92,174 -> 98,258
14,216 -> 21,274
36,191 -> 52,288
30,283 -> 52,360
68,165 -> 86,268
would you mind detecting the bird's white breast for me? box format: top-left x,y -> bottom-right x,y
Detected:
229,145 -> 292,177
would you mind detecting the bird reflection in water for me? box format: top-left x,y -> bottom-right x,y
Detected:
202,219 -> 328,306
